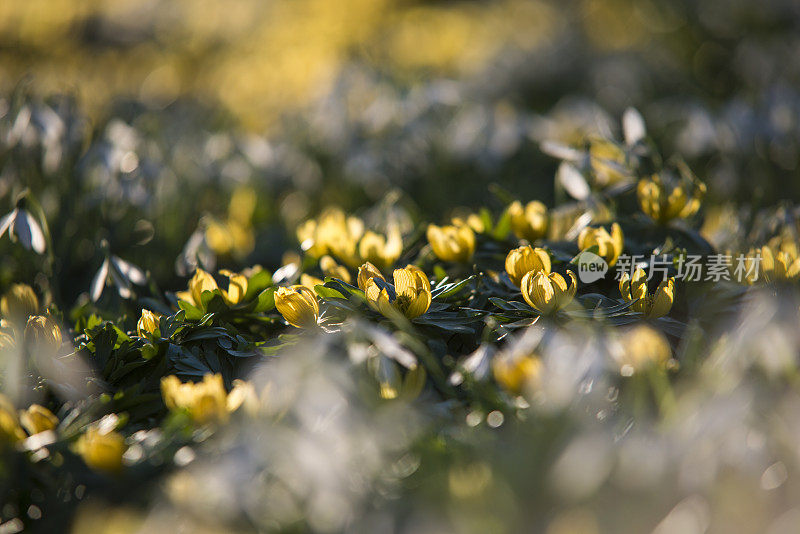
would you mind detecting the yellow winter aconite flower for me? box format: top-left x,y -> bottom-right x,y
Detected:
137,309 -> 161,337
320,255 -> 352,283
178,268 -> 248,308
760,243 -> 800,282
619,268 -> 674,319
505,246 -> 551,287
357,261 -> 384,291
363,265 -> 432,319
520,271 -> 577,315
426,224 -> 475,262
275,285 -> 319,328
219,269 -> 248,305
24,315 -> 62,352
508,200 -> 548,242
1,284 -> 39,325
298,208 -> 364,266
637,174 -> 706,224
493,355 -> 541,395
577,222 -> 624,266
358,225 -> 403,270
74,426 -> 127,474
614,325 -> 672,375
451,213 -> 485,234
161,374 -> 230,425
374,359 -> 427,401
19,404 -> 58,435
0,394 -> 25,446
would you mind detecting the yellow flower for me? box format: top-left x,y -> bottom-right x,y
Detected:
619,268 -> 674,319
0,394 -> 25,446
19,404 -> 58,435
358,225 -> 403,270
1,284 -> 39,325
577,222 -> 624,266
320,255 -> 352,283
24,315 -> 62,352
637,174 -> 706,224
219,269 -> 248,305
74,426 -> 127,474
520,271 -> 577,315
760,244 -> 800,282
589,137 -> 628,185
373,358 -> 427,401
300,273 -> 324,291
508,200 -> 548,242
275,285 -> 319,328
493,355 -> 541,395
451,213 -> 485,234
161,374 -> 230,425
183,268 -> 219,308
357,261 -> 384,291
614,325 -> 671,374
298,207 -> 365,267
364,265 -> 432,319
137,309 -> 161,337
426,224 -> 475,262
505,246 -> 551,287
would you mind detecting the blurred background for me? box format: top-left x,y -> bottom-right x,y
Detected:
3,2 -> 800,533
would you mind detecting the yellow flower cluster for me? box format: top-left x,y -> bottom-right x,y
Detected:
298,208 -> 402,269
638,174 -> 706,224
161,373 -> 257,425
619,268 -> 674,319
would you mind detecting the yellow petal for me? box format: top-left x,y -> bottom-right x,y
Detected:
648,278 -> 674,318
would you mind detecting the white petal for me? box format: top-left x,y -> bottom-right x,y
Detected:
90,259 -> 109,302
0,210 -> 15,237
623,107 -> 646,145
24,211 -> 46,254
540,140 -> 583,161
112,256 -> 146,285
558,162 -> 591,200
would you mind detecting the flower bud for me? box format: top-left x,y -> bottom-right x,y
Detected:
275,285 -> 319,328
1,284 -> 39,325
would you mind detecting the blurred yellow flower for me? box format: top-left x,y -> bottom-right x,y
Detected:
614,325 -> 671,374
760,243 -> 800,282
300,273 -> 324,291
493,355 -> 541,395
137,309 -> 161,337
177,268 -> 248,308
451,213 -> 485,234
505,245 -> 551,287
161,374 -> 229,424
364,265 -> 431,319
275,285 -> 319,328
426,224 -> 475,262
520,271 -> 577,315
24,315 -> 62,352
1,284 -> 39,325
19,404 -> 58,435
508,200 -> 548,242
619,268 -> 674,319
0,394 -> 25,446
320,255 -> 352,283
637,174 -> 706,224
577,223 -> 624,267
374,359 -> 427,401
298,208 -> 364,267
589,137 -> 629,185
358,225 -> 403,270
74,426 -> 127,474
